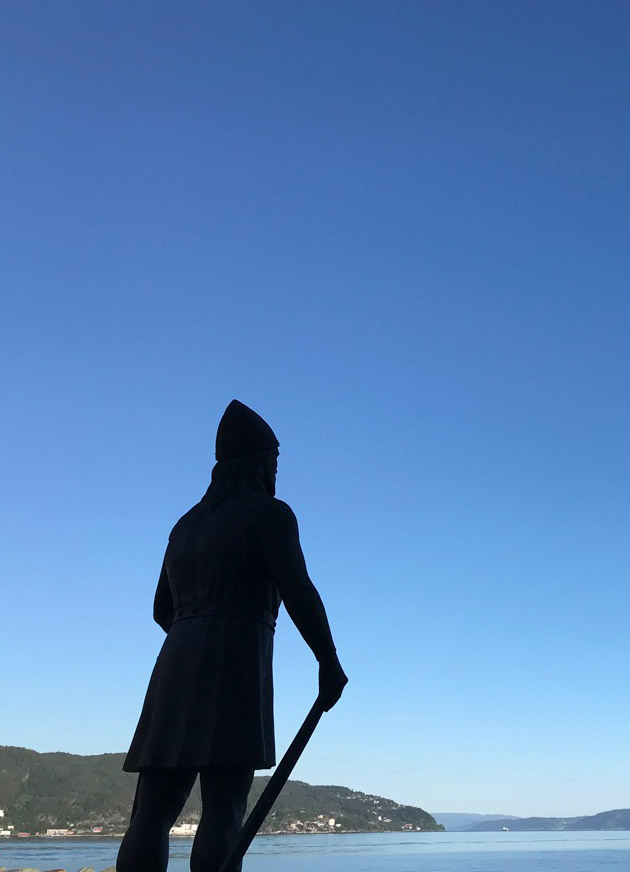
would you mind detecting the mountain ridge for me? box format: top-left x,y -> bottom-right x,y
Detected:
431,812 -> 521,830
464,809 -> 630,832
0,745 -> 442,835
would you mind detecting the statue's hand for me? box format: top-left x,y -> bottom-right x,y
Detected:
318,655 -> 348,711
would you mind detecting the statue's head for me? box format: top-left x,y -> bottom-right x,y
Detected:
215,399 -> 279,462
206,400 -> 279,508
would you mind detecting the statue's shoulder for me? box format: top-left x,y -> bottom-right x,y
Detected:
255,496 -> 298,531
168,500 -> 205,540
270,496 -> 296,516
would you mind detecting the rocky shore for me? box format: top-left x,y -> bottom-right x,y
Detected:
0,867 -> 113,872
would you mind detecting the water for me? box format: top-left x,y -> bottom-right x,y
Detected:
2,831 -> 630,872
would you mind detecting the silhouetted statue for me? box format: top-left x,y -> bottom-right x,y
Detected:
116,400 -> 348,872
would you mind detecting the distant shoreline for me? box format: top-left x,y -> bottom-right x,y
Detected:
1,829 -> 436,840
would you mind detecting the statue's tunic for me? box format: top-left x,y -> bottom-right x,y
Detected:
123,492 -> 286,771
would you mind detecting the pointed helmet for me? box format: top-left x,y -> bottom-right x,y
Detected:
215,399 -> 279,461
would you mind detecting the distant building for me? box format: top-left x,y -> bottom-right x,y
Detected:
169,823 -> 198,836
46,828 -> 72,837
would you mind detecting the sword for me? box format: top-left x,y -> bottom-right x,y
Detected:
217,695 -> 327,872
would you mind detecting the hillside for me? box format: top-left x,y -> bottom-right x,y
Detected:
0,746 -> 442,835
466,808 -> 630,832
570,809 -> 630,831
432,813 -> 521,831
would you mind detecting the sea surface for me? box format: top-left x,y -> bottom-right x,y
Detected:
2,831 -> 630,872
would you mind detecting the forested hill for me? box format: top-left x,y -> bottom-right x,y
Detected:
0,746 -> 442,834
466,808 -> 630,832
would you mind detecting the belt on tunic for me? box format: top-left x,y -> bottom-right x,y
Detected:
171,599 -> 276,630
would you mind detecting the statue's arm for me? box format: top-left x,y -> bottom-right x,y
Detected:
255,500 -> 348,709
153,556 -> 174,633
255,500 -> 338,661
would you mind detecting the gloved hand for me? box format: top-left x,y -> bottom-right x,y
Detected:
318,654 -> 348,711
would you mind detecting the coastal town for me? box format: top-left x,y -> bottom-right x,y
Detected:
0,807 -> 423,840
0,803 -> 427,840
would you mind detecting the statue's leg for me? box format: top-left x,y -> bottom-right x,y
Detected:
117,768 -> 197,872
190,767 -> 254,872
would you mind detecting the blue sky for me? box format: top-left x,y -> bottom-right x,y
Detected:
1,0 -> 629,818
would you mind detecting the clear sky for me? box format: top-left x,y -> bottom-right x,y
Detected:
2,0 -> 629,819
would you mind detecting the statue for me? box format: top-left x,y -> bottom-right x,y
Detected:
116,400 -> 348,872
